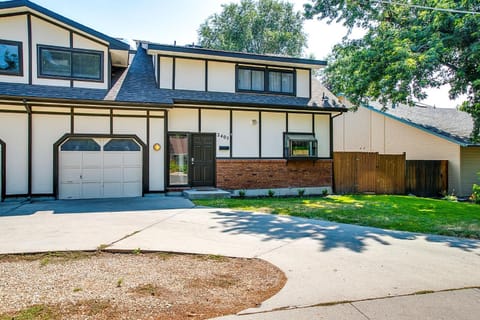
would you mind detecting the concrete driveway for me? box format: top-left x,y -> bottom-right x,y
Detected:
1,197 -> 480,319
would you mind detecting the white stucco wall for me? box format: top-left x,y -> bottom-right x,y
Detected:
72,33 -> 108,89
159,56 -> 173,89
0,14 -> 28,84
113,117 -> 147,144
207,61 -> 235,93
201,109 -> 230,158
0,113 -> 28,194
74,115 -> 110,134
288,113 -> 312,133
149,117 -> 165,191
296,69 -> 310,98
168,108 -> 199,132
232,111 -> 259,157
261,112 -> 285,158
315,114 -> 331,158
32,114 -> 70,194
175,58 -> 205,91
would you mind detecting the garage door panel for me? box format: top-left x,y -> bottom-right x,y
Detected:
82,168 -> 103,182
124,182 -> 142,197
103,182 -> 123,198
81,182 -> 102,198
123,153 -> 142,166
124,167 -> 142,182
60,153 -> 82,168
103,153 -> 123,167
82,152 -> 102,168
59,183 -> 81,199
60,168 -> 81,183
103,168 -> 123,182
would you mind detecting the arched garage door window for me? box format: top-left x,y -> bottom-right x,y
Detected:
59,137 -> 142,199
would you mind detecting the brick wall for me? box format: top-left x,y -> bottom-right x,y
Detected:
216,159 -> 333,190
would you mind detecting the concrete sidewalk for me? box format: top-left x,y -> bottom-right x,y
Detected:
1,197 -> 479,319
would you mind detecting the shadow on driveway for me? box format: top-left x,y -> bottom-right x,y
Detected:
209,209 -> 480,253
0,197 -> 194,216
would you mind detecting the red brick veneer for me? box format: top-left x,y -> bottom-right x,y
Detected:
216,159 -> 333,190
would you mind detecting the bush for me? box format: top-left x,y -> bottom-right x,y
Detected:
267,189 -> 275,197
297,189 -> 305,197
472,172 -> 480,204
238,190 -> 246,199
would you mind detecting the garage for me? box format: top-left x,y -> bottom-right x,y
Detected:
58,137 -> 143,199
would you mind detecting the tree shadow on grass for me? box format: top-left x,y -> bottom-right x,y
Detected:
209,209 -> 480,253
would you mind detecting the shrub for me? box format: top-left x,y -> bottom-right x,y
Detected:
472,172 -> 480,204
267,189 -> 275,197
322,189 -> 329,197
238,190 -> 246,199
297,189 -> 305,197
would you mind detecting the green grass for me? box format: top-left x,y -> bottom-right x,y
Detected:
0,305 -> 54,320
194,195 -> 480,239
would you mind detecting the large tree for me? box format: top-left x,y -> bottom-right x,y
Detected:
304,0 -> 480,141
198,0 -> 307,56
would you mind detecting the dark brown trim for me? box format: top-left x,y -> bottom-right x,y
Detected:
157,55 -> 160,88
205,60 -> 208,92
70,107 -> 74,133
329,114 -> 334,159
172,57 -> 176,90
173,101 -> 346,113
0,12 -> 27,19
53,133 -> 148,199
258,111 -> 262,157
27,14 -> 32,85
312,114 -> 315,134
0,139 -> 5,202
164,111 -> 169,189
229,109 -> 233,158
109,109 -> 113,134
308,69 -> 312,100
286,112 -> 289,132
69,31 -> 73,88
107,50 -> 112,89
198,109 -> 201,132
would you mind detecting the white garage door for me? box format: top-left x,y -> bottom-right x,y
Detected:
59,138 -> 142,199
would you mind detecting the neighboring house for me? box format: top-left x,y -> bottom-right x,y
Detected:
0,0 -> 345,201
334,102 -> 480,197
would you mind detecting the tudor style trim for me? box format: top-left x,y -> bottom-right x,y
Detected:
0,139 -> 5,201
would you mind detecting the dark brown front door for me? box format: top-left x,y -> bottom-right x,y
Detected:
191,133 -> 216,187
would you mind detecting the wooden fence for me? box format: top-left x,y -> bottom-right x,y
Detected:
406,160 -> 448,197
333,152 -> 447,196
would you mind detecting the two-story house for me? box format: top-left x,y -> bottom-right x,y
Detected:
0,0 -> 346,201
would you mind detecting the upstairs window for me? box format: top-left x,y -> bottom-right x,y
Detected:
39,46 -> 102,81
284,133 -> 317,159
0,39 -> 22,76
237,66 -> 295,95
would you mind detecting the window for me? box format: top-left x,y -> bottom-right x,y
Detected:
0,40 -> 22,76
237,66 -> 294,95
168,134 -> 189,186
39,46 -> 102,81
61,138 -> 101,151
104,139 -> 141,151
284,133 -> 317,159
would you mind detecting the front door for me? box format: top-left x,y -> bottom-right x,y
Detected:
191,133 -> 216,187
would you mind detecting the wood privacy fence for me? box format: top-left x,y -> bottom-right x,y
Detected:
333,152 -> 447,196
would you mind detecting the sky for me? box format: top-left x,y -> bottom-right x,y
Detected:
6,0 -> 462,108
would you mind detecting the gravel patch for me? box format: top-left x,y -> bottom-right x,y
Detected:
0,251 -> 286,319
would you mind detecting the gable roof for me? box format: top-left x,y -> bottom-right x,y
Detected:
116,47 -> 345,112
365,103 -> 477,147
0,0 -> 129,51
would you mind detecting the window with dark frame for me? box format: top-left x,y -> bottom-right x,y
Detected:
284,133 -> 318,159
0,39 -> 23,76
38,46 -> 102,81
237,66 -> 294,95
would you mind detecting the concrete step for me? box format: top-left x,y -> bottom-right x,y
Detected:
183,188 -> 231,200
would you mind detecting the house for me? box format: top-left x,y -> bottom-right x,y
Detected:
0,0 -> 346,201
334,102 -> 480,197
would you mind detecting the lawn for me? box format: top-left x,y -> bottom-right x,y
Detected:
194,195 -> 480,239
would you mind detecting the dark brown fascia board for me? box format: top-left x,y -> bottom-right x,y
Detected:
0,95 -> 172,110
172,99 -> 348,113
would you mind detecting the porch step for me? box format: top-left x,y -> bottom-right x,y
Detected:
183,188 -> 231,200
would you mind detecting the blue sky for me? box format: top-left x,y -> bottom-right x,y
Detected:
4,0 -> 461,108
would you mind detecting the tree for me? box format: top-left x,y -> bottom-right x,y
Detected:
304,0 -> 480,141
198,0 -> 307,57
